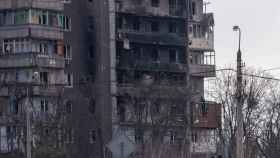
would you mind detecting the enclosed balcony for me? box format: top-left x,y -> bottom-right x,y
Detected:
189,13 -> 215,51
0,53 -> 65,69
117,30 -> 185,46
0,0 -> 64,11
32,85 -> 63,96
192,101 -> 221,129
0,25 -> 64,40
115,0 -> 186,18
117,61 -> 187,73
190,52 -> 216,78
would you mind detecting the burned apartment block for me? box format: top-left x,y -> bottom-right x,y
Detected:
0,0 -> 220,158
189,1 -> 221,158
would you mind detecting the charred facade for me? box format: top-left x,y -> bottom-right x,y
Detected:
0,0 -> 219,158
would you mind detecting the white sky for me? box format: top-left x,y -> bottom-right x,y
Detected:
207,0 -> 280,77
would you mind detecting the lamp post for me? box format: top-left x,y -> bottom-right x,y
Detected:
233,25 -> 244,158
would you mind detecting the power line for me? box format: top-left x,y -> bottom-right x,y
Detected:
191,68 -> 280,81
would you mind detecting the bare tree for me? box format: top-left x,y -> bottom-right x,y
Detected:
210,67 -> 272,158
255,82 -> 280,158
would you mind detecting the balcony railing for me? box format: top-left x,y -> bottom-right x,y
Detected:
189,34 -> 214,51
117,29 -> 185,46
192,101 -> 221,129
0,0 -> 64,11
0,24 -> 64,40
190,64 -> 215,78
0,53 -> 65,69
116,2 -> 184,18
117,61 -> 187,73
32,85 -> 63,96
117,83 -> 188,99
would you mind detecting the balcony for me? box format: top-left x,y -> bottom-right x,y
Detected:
117,61 -> 187,73
0,53 -> 65,69
192,101 -> 221,129
0,25 -> 64,40
190,52 -> 216,78
117,30 -> 185,46
189,35 -> 214,51
190,64 -> 215,78
0,0 -> 64,11
189,13 -> 215,51
117,83 -> 187,99
32,85 -> 63,96
116,1 -> 185,18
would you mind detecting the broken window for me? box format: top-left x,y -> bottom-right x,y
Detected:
170,105 -> 177,115
65,73 -> 73,88
151,0 -> 159,7
132,18 -> 140,31
151,21 -> 159,32
39,72 -> 48,84
168,22 -> 177,33
192,132 -> 198,142
200,97 -> 208,116
65,128 -> 74,144
9,96 -> 18,115
88,98 -> 96,114
170,130 -> 176,144
89,130 -> 96,143
40,100 -> 49,113
135,129 -> 144,143
88,16 -> 94,31
64,44 -> 72,66
88,45 -> 94,59
169,49 -> 179,63
151,48 -> 159,62
117,104 -> 126,122
117,16 -> 123,29
64,16 -> 71,31
65,100 -> 72,113
14,10 -> 28,24
192,2 -> 196,16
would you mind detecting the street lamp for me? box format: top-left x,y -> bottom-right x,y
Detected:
233,25 -> 244,158
233,26 -> 241,51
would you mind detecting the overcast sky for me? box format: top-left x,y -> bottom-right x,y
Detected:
207,0 -> 280,77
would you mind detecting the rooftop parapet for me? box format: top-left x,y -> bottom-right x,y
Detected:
0,0 -> 64,11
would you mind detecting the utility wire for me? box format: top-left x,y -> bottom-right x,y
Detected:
191,68 -> 280,81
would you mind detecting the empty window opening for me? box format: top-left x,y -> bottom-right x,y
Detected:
40,100 -> 49,112
66,100 -> 72,113
151,21 -> 159,32
135,129 -> 144,143
151,48 -> 159,62
89,130 -> 96,143
88,16 -> 94,31
192,2 -> 196,15
39,72 -> 48,84
88,98 -> 96,114
88,45 -> 94,59
117,104 -> 126,122
9,96 -> 18,114
168,22 -> 177,33
169,49 -> 179,63
132,18 -> 140,31
151,0 -> 159,7
65,73 -> 73,87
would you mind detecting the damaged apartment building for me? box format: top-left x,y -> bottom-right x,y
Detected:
0,0 -> 220,158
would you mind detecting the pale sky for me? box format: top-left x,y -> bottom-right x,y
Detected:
207,0 -> 280,77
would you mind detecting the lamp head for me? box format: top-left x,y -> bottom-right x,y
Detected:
233,25 -> 240,31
